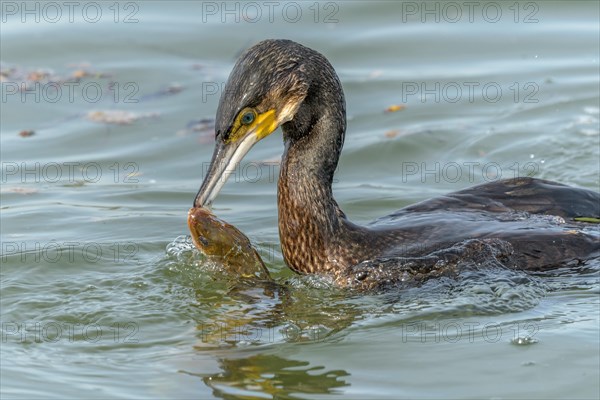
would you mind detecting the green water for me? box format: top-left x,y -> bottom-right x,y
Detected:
1,1 -> 599,399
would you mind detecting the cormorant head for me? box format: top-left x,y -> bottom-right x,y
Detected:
194,39 -> 339,207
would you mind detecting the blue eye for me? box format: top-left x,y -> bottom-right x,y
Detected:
241,111 -> 255,125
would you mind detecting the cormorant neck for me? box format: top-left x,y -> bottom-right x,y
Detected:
277,76 -> 350,274
281,69 -> 346,183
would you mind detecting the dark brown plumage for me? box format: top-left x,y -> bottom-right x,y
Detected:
195,39 -> 599,283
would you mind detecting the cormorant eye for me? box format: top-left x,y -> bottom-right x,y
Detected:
240,110 -> 255,125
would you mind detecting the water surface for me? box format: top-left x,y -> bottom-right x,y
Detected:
1,1 -> 599,399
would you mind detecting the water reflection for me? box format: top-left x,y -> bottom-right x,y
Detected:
190,279 -> 359,349
185,354 -> 350,399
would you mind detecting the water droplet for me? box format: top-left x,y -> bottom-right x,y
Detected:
521,361 -> 536,366
511,336 -> 538,346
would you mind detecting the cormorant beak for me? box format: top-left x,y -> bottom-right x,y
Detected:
194,110 -> 278,207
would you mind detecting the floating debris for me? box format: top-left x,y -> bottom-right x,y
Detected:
384,130 -> 400,139
71,69 -> 89,79
384,104 -> 406,113
176,118 -> 215,139
164,83 -> 183,95
86,110 -> 159,125
186,118 -> 214,131
139,83 -> 184,102
0,62 -> 110,91
3,187 -> 38,195
26,70 -> 51,82
18,130 -> 35,137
